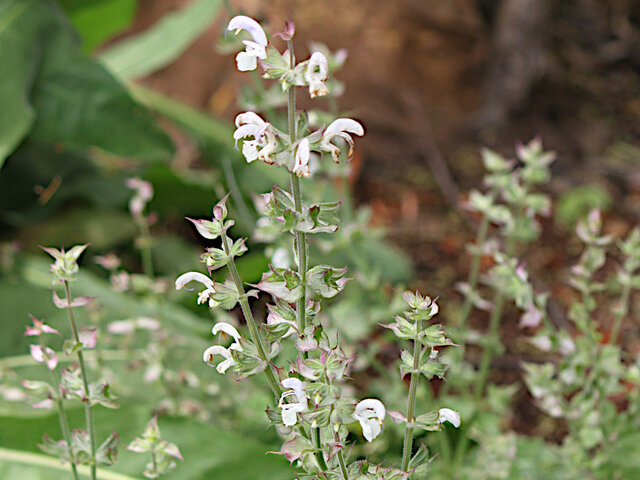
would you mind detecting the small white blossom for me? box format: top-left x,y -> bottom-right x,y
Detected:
305,52 -> 329,98
320,118 -> 364,163
293,138 -> 311,177
202,345 -> 236,374
227,16 -> 268,72
278,378 -> 307,426
203,323 -> 243,374
175,272 -> 216,307
438,408 -> 461,428
212,322 -> 243,352
234,112 -> 277,164
354,398 -> 386,442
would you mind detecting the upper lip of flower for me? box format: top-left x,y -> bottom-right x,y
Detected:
212,322 -> 243,351
320,119 -> 365,163
438,408 -> 461,428
175,271 -> 214,291
202,345 -> 236,374
227,16 -> 268,71
227,15 -> 268,47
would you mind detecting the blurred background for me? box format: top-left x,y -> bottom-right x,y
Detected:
1,0 -> 640,478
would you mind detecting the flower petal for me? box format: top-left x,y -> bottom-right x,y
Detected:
212,322 -> 242,344
227,15 -> 268,47
438,408 -> 461,428
176,272 -> 214,291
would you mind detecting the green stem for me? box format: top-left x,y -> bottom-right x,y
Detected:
312,427 -> 329,471
284,39 -> 332,477
221,231 -> 283,399
63,281 -> 97,480
610,278 -> 631,344
459,212 -> 491,330
441,209 -> 491,401
401,336 -> 423,472
453,234 -> 516,466
138,219 -> 155,278
334,432 -> 350,480
39,334 -> 79,480
472,234 -> 516,399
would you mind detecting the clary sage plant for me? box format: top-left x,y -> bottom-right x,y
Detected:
176,15 -> 460,479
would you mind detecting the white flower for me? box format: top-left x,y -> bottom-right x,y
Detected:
227,16 -> 268,72
234,112 -> 277,164
305,52 -> 329,98
320,118 -> 364,163
278,378 -> 307,426
202,345 -> 236,374
175,271 -> 216,307
354,398 -> 386,442
438,408 -> 461,428
212,322 -> 243,352
202,323 -> 243,374
293,138 -> 311,177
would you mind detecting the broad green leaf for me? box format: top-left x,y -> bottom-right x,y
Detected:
99,0 -> 223,81
0,447 -> 139,480
0,0 -> 174,167
59,0 -> 138,52
0,0 -> 38,167
31,56 -> 173,161
0,406 -> 290,480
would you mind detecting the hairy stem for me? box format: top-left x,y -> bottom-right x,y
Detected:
334,431 -> 350,480
221,231 -> 283,399
63,281 -> 97,480
401,336 -> 422,471
40,334 -> 79,480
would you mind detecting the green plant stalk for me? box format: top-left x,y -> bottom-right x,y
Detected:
63,281 -> 97,480
285,40 -> 308,335
38,334 -> 79,480
401,336 -> 422,472
459,212 -> 491,330
453,235 -> 516,466
440,209 -> 491,401
284,39 -> 333,476
610,276 -> 631,344
334,431 -> 350,480
138,218 -> 155,278
473,234 -> 516,399
220,231 -> 283,399
312,427 -> 329,472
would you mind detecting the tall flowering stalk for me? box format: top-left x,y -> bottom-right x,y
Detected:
177,15 -> 459,480
24,315 -> 79,480
40,245 -> 119,480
